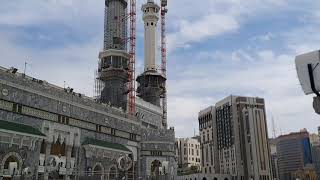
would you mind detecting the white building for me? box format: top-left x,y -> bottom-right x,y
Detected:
176,137 -> 201,169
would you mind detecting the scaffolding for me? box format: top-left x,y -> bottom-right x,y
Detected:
160,0 -> 168,128
128,0 -> 137,115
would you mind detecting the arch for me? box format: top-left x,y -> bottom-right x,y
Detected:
151,160 -> 162,179
40,139 -> 46,153
92,162 -> 105,180
1,152 -> 23,169
1,152 -> 23,177
224,178 -> 229,180
50,136 -> 66,156
109,165 -> 118,180
213,178 -> 218,180
4,156 -> 19,169
93,165 -> 102,175
202,178 -> 207,180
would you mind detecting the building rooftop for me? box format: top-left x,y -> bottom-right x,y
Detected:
83,138 -> 132,153
277,131 -> 309,141
0,120 -> 46,137
0,66 -> 138,121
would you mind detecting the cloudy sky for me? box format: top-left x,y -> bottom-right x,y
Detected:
1,0 -> 320,138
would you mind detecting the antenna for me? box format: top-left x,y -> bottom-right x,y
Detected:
272,115 -> 276,138
23,61 -> 28,76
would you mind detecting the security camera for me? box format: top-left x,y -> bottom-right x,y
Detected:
295,50 -> 320,114
295,50 -> 320,95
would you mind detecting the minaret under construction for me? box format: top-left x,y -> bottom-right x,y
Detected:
98,0 -> 129,110
137,0 -> 166,106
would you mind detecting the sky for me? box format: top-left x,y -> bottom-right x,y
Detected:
0,0 -> 320,138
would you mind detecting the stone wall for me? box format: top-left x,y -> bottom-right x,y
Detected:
177,173 -> 231,180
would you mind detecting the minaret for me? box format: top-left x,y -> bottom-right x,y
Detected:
98,0 -> 129,110
143,0 -> 158,72
137,0 -> 166,106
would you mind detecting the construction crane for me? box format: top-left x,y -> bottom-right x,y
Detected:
128,0 -> 137,115
161,0 -> 168,128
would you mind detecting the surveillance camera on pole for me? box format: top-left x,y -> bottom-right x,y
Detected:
295,50 -> 320,114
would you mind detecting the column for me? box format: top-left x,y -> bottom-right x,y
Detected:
44,141 -> 52,180
64,146 -> 72,180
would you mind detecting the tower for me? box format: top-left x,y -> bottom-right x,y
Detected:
137,0 -> 166,107
98,0 -> 129,110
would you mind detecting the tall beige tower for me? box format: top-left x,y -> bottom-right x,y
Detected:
137,0 -> 166,107
142,0 -> 159,71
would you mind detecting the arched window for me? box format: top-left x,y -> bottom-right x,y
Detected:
109,166 -> 117,180
151,160 -> 162,177
93,165 -> 102,175
40,139 -> 46,154
203,178 -> 207,180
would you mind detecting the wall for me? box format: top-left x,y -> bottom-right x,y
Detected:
177,173 -> 231,180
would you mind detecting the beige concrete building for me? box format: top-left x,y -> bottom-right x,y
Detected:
310,133 -> 320,146
198,106 -> 217,174
176,137 -> 201,169
198,95 -> 273,180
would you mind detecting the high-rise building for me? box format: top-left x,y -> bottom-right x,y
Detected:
198,95 -> 272,180
311,144 -> 320,179
176,137 -> 201,169
277,131 -> 314,180
269,138 -> 279,180
198,106 -> 217,174
310,133 -> 320,146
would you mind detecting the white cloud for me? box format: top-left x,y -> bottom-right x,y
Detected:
167,14 -> 239,51
0,32 -> 99,97
167,48 -> 319,137
166,0 -> 291,52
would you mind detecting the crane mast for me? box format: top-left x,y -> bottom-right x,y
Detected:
128,0 -> 136,115
161,0 -> 168,128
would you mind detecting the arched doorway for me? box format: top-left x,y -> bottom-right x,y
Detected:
109,166 -> 117,180
151,160 -> 162,180
213,178 -> 218,180
202,178 -> 207,180
2,153 -> 23,179
92,163 -> 104,180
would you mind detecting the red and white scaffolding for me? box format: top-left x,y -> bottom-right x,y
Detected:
128,0 -> 137,115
